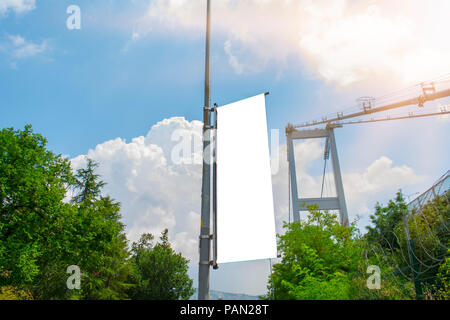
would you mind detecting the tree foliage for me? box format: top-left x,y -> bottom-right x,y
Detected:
0,125 -> 74,293
267,207 -> 361,300
128,230 -> 195,300
402,191 -> 449,298
432,251 -> 450,300
0,126 -> 194,300
366,191 -> 408,250
362,190 -> 449,300
71,159 -> 106,204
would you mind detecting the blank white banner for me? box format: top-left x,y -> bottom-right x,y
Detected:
216,93 -> 277,264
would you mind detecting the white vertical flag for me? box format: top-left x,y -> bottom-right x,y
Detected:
216,93 -> 277,264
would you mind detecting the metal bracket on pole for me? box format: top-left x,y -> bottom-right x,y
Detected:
286,126 -> 349,226
204,107 -> 215,129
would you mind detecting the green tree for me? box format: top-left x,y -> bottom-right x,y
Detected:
361,190 -> 449,300
354,241 -> 415,300
68,160 -> 132,300
1,126 -> 195,300
0,126 -> 133,300
398,191 -> 449,298
432,250 -> 450,300
266,207 -> 361,300
71,159 -> 106,204
366,191 -> 408,250
128,230 -> 194,300
25,159 -> 133,300
360,191 -> 415,299
0,125 -> 74,296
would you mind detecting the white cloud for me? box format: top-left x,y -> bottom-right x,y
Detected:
1,34 -> 49,65
0,0 -> 35,15
343,157 -> 425,219
10,34 -> 25,46
8,34 -> 48,59
224,40 -> 244,75
70,117 -> 204,261
132,0 -> 450,87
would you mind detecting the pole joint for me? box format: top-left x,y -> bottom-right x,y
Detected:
199,260 -> 218,270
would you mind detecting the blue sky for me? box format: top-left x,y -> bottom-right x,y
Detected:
0,0 -> 317,157
1,0 -> 449,295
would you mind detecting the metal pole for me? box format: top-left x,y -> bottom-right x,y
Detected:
198,0 -> 212,301
287,135 -> 300,222
328,129 -> 349,226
